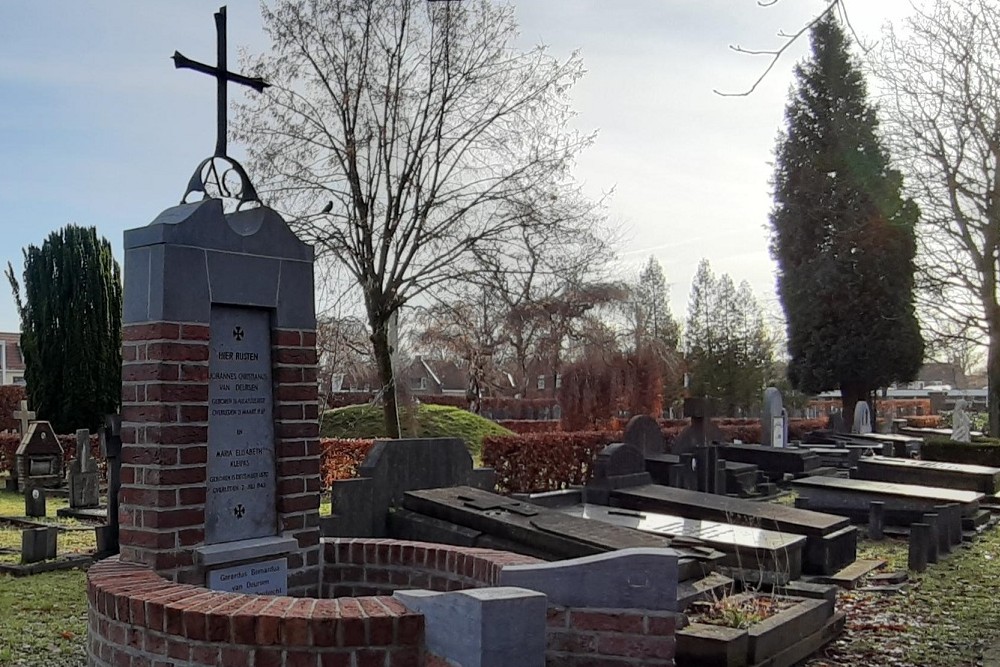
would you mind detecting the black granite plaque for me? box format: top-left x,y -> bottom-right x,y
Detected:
206,305 -> 276,544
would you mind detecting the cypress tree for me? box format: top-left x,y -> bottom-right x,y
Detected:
6,225 -> 122,433
770,15 -> 923,419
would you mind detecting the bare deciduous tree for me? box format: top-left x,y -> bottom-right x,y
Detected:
236,0 -> 596,435
870,0 -> 1000,431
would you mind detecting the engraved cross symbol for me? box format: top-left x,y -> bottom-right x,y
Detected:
233,504 -> 246,519
232,326 -> 244,341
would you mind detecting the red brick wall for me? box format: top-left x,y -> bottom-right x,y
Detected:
323,539 -> 542,597
119,322 -> 320,594
546,607 -> 679,667
87,556 -> 424,667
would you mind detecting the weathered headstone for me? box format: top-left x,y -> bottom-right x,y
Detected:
12,400 -> 35,438
95,414 -> 122,556
852,401 -> 873,435
828,410 -> 846,434
14,421 -> 64,491
24,485 -> 46,518
623,415 -> 666,456
21,526 -> 57,564
325,438 -> 496,538
761,387 -> 788,448
68,429 -> 100,509
951,398 -> 971,443
670,397 -> 726,455
5,401 -> 34,491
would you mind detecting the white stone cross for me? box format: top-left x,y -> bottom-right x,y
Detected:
12,400 -> 35,437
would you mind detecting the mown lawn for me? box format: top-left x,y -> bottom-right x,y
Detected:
0,483 -> 93,666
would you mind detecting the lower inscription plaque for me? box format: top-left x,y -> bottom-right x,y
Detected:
206,305 -> 277,544
208,557 -> 287,595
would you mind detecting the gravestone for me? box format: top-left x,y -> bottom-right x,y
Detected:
828,411 -> 846,434
584,442 -> 653,505
952,398 -> 971,443
6,400 -> 35,491
623,415 -> 666,456
670,397 -> 726,455
95,414 -> 122,556
761,387 -> 787,447
14,421 -> 63,491
21,526 -> 57,564
24,485 -> 46,518
852,401 -> 873,435
324,438 -> 496,538
68,429 -> 100,509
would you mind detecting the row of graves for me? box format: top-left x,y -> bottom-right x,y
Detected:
79,9 -> 1000,667
0,399 -> 124,574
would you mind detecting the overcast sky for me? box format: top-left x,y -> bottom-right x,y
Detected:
0,1 -> 914,334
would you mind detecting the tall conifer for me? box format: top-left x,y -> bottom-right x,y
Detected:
770,15 -> 923,419
7,225 -> 122,432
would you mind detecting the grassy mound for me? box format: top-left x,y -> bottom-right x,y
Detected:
319,403 -> 513,458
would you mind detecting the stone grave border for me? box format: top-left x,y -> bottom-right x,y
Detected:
88,538 -> 686,667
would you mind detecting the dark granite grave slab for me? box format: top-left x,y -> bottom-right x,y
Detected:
847,432 -> 923,458
401,485 -> 723,579
645,453 -> 759,496
791,476 -> 982,518
559,504 -> 805,579
718,444 -> 821,475
852,456 -> 1000,495
609,484 -> 856,575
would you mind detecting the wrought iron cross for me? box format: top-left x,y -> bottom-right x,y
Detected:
172,6 -> 269,158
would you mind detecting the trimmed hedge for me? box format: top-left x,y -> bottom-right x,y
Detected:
482,431 -> 619,494
482,417 -> 830,494
922,437 -> 1000,467
905,415 -> 944,429
497,420 -> 561,434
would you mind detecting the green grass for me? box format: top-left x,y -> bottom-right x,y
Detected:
319,403 -> 513,460
0,486 -> 98,566
0,570 -> 88,666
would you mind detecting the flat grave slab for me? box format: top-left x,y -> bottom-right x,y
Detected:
609,484 -> 857,575
853,456 -> 1000,495
792,476 -> 983,518
401,485 -> 724,574
718,444 -> 821,474
558,504 -> 806,578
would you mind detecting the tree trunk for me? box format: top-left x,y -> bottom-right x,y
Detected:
839,381 -> 869,431
989,324 -> 1000,437
370,319 -> 401,439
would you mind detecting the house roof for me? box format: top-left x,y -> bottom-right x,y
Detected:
0,333 -> 24,370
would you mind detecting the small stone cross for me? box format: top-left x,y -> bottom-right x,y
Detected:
13,400 -> 35,437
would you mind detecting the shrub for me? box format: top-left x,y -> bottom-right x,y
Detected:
904,415 -> 943,429
0,385 -> 26,432
922,437 -> 1000,467
320,438 -> 374,488
482,431 -> 619,494
498,420 -> 561,434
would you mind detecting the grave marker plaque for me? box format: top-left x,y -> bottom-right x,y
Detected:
206,305 -> 276,544
208,557 -> 287,595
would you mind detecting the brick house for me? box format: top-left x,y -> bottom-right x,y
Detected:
0,332 -> 25,385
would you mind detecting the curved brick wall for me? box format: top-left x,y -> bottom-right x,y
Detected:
88,539 -> 541,667
323,538 -> 543,597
